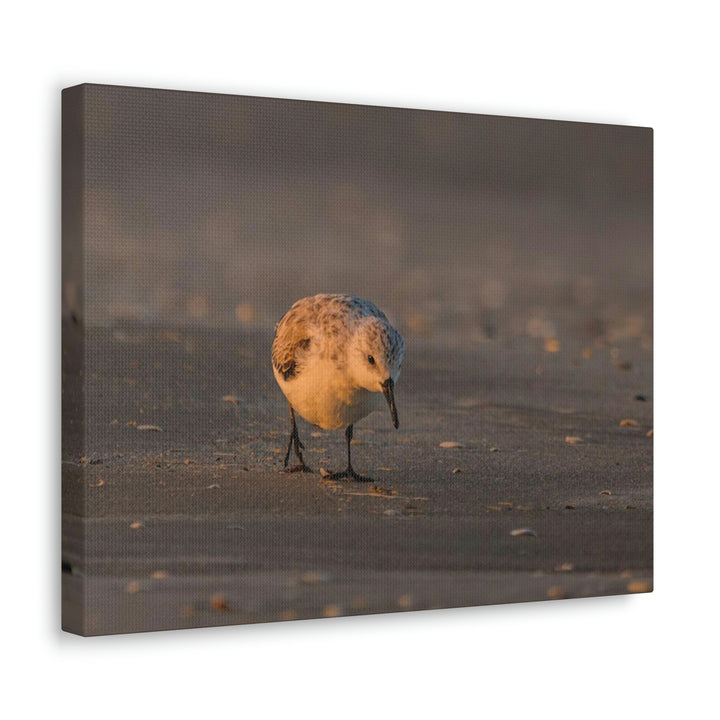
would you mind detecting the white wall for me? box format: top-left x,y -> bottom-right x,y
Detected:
2,2 -> 715,718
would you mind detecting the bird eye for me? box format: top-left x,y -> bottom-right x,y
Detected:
368,355 -> 375,365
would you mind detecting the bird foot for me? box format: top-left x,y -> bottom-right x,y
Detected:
326,467 -> 373,483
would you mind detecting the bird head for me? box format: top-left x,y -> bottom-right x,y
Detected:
350,316 -> 404,428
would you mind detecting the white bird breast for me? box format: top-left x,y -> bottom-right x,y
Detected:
274,361 -> 383,430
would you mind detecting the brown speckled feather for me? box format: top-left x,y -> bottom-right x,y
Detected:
271,294 -> 405,434
272,294 -> 401,382
272,306 -> 312,380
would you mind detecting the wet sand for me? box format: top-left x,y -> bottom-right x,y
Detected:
62,323 -> 652,635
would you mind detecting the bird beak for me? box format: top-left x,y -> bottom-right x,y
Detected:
381,377 -> 399,429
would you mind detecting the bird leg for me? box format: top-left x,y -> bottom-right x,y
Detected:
283,405 -> 312,473
328,424 -> 372,482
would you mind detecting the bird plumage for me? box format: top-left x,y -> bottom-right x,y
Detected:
272,294 -> 404,430
271,294 -> 404,479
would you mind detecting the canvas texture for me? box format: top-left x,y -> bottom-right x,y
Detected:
62,84 -> 653,636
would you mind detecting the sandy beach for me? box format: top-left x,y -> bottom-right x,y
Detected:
62,320 -> 652,635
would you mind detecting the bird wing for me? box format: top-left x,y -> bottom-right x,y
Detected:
272,310 -> 312,381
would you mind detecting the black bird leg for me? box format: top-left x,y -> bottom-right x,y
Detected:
328,424 -> 372,482
283,405 -> 312,473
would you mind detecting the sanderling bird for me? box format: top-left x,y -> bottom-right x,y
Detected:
272,294 -> 405,481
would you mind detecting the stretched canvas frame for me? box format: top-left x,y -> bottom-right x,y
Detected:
62,84 -> 652,636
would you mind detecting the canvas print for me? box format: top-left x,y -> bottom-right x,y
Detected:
62,84 -> 652,636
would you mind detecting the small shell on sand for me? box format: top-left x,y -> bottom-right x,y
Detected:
210,594 -> 230,612
510,527 -> 537,537
544,338 -> 560,353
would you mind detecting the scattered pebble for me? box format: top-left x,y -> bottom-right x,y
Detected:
159,330 -> 181,343
556,562 -> 574,572
616,362 -> 632,371
210,593 -> 229,612
351,597 -> 369,611
183,458 -> 194,465
137,424 -> 163,432
489,447 -> 500,453
581,347 -> 593,359
565,436 -> 584,445
280,609 -> 299,622
439,441 -> 463,449
452,467 -> 462,474
235,303 -> 256,324
646,429 -> 653,437
222,395 -> 238,404
547,586 -> 565,600
322,604 -> 341,618
383,509 -> 402,517
206,484 -> 220,490
301,570 -> 329,585
510,527 -> 536,537
319,468 -> 330,477
619,419 -> 638,427
564,504 -> 575,510
311,431 -> 323,438
151,570 -> 169,580
456,397 -> 482,408
634,394 -> 647,401
627,581 -> 652,593
544,338 -> 560,353
125,580 -> 141,594
397,594 -> 413,609
599,489 -> 613,496
129,522 -> 143,530
89,479 -> 105,487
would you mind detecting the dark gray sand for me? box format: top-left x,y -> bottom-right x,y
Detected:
62,324 -> 652,635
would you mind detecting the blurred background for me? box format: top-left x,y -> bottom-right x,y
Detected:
76,84 -> 652,346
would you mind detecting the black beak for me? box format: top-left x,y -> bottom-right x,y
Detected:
381,377 -> 399,429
